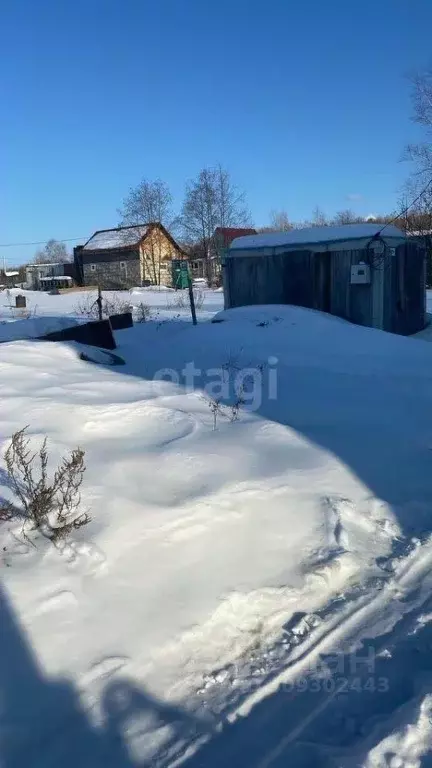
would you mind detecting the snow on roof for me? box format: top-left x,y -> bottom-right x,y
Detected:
83,225 -> 149,251
39,275 -> 72,282
229,223 -> 406,252
4,271 -> 19,277
27,262 -> 64,268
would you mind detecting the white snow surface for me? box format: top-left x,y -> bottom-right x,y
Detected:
83,226 -> 149,251
0,286 -> 223,324
0,315 -> 81,342
2,299 -> 432,766
229,223 -> 406,251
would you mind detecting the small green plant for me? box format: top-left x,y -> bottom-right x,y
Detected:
0,427 -> 90,545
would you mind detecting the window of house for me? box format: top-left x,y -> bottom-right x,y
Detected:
90,264 -> 96,272
120,262 -> 126,269
192,261 -> 199,269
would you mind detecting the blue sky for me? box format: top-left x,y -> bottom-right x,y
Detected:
2,0 -> 432,265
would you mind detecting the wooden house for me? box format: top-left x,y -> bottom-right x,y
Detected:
74,223 -> 186,289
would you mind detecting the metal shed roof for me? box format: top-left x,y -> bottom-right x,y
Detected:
229,223 -> 406,255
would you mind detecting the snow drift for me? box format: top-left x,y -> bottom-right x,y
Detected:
2,301 -> 432,765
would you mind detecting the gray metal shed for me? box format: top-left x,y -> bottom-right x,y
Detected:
223,224 -> 426,335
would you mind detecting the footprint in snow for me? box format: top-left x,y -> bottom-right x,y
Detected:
80,656 -> 130,687
37,589 -> 78,614
59,540 -> 107,575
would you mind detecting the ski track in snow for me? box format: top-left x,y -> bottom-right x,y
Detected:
173,535 -> 432,767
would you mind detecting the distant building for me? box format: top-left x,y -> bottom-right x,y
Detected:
2,270 -> 20,288
25,263 -> 74,291
189,227 -> 257,283
74,223 -> 186,289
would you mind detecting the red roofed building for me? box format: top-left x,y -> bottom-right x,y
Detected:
189,227 -> 257,284
213,227 -> 257,248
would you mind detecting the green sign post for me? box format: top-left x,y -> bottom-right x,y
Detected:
171,259 -> 197,325
172,259 -> 190,289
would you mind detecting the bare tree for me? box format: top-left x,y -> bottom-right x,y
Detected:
181,165 -> 251,281
268,209 -> 292,231
406,70 -> 432,182
119,178 -> 176,228
33,239 -> 70,264
118,178 -> 178,285
311,206 -> 328,227
331,209 -> 362,226
401,182 -> 432,285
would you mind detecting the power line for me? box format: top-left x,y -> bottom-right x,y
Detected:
0,236 -> 87,248
378,177 -> 432,236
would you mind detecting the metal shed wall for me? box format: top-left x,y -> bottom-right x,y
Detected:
224,242 -> 426,335
224,249 -> 370,319
383,242 -> 426,335
224,251 -> 317,311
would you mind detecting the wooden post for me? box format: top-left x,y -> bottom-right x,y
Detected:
188,275 -> 197,326
96,285 -> 103,322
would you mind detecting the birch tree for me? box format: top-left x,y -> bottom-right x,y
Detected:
181,165 -> 251,281
118,178 -> 178,284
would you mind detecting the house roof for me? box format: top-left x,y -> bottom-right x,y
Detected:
83,225 -> 149,252
214,227 -> 257,245
229,223 -> 406,254
27,262 -> 65,268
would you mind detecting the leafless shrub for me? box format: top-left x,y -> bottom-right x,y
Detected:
167,291 -> 187,310
74,292 -> 132,320
229,385 -> 245,422
205,398 -> 225,431
167,286 -> 205,311
134,302 -> 151,323
202,393 -> 245,429
0,427 -> 89,545
221,350 -> 243,375
193,287 -> 205,310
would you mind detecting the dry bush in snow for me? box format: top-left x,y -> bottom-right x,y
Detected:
167,286 -> 205,311
134,301 -> 151,323
0,427 -> 90,544
74,292 -> 132,320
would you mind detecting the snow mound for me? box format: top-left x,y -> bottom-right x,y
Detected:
2,301 -> 432,764
0,315 -> 81,343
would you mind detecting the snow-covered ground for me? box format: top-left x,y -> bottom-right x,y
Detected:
0,286 -> 224,327
2,295 -> 432,766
